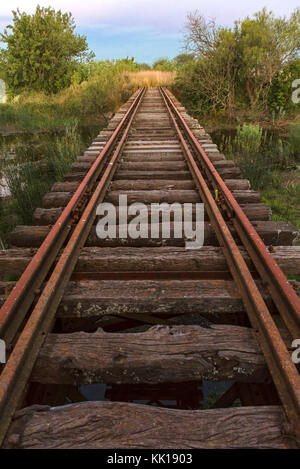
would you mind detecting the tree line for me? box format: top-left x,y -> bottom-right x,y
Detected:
173,8 -> 300,118
0,6 -> 299,119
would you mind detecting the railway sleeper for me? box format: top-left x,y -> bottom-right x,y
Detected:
4,402 -> 293,449
32,203 -> 271,226
2,278 -> 298,317
41,189 -> 259,209
1,246 -> 300,280
29,324 -> 287,386
9,220 -> 299,248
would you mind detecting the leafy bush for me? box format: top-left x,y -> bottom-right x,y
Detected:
0,104 -> 16,128
174,9 -> 300,118
234,124 -> 263,154
0,6 -> 91,95
268,59 -> 300,115
219,124 -> 296,189
173,62 -> 212,117
153,58 -> 177,72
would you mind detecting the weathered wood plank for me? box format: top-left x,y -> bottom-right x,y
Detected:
3,278 -> 298,315
118,161 -> 187,171
49,279 -> 299,318
79,153 -> 186,163
32,202 -> 271,225
51,181 -> 79,192
230,190 -> 261,203
4,402 -> 293,448
115,170 -> 193,180
52,180 -> 196,192
123,152 -> 184,160
1,246 -> 300,279
216,167 -> 241,178
110,179 -> 249,191
70,162 -> 91,172
9,221 -> 299,248
43,192 -> 72,209
64,171 -> 87,181
105,190 -> 200,204
31,324 -> 274,385
74,245 -> 300,274
41,188 -> 261,209
33,207 -> 63,225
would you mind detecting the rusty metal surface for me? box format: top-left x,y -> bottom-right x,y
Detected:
0,88 -> 145,446
160,86 -> 300,443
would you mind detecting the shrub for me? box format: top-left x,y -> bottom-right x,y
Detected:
46,124 -> 83,181
268,59 -> 300,115
219,123 -> 296,190
234,124 -> 263,154
153,58 -> 177,72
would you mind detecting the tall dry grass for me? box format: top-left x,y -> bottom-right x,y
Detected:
128,71 -> 176,87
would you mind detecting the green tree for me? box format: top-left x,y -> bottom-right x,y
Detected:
152,58 -> 176,71
181,8 -> 300,114
237,8 -> 300,108
0,5 -> 92,95
174,53 -> 195,67
181,12 -> 239,116
268,59 -> 300,114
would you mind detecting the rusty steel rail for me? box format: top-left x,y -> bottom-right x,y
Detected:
0,87 -> 145,347
160,86 -> 300,442
0,87 -> 146,446
161,87 -> 300,341
0,86 -> 299,448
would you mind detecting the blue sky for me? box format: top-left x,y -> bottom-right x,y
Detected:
0,0 -> 299,63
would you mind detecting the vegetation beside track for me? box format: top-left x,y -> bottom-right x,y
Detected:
0,124 -> 83,247
217,123 -> 300,234
0,5 -> 299,251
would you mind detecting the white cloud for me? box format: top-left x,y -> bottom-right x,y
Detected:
0,0 -> 299,31
1,0 -> 299,61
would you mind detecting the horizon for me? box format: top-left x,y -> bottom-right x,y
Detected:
0,0 -> 299,63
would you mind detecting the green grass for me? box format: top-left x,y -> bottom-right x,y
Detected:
287,274 -> 300,282
46,125 -> 82,181
261,174 -> 300,230
219,123 -> 300,233
0,62 -> 135,134
0,123 -> 85,247
0,102 -> 75,132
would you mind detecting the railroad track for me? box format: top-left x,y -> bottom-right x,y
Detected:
0,86 -> 300,449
